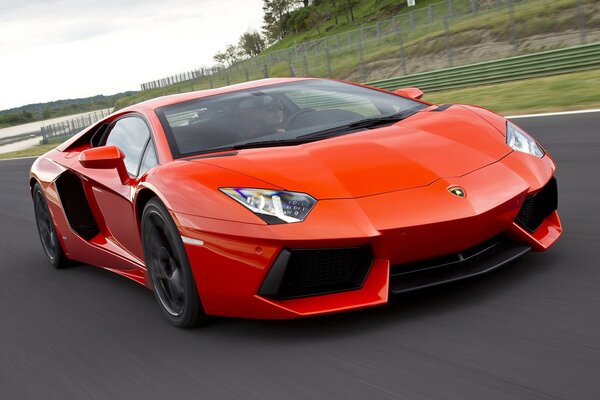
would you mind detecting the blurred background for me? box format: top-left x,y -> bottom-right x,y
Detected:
0,0 -> 598,158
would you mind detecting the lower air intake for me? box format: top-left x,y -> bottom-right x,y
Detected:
516,177 -> 558,232
259,246 -> 373,300
389,236 -> 531,294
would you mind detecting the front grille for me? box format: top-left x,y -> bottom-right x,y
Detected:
389,236 -> 531,294
259,247 -> 373,300
390,235 -> 503,276
516,177 -> 558,232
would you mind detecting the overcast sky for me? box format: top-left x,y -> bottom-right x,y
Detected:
0,0 -> 264,111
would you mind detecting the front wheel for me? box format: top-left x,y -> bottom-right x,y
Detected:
32,183 -> 67,268
141,198 -> 206,328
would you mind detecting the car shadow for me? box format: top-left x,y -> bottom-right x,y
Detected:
63,246 -> 563,342
207,249 -> 563,341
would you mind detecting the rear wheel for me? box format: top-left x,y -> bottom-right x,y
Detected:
32,183 -> 67,268
141,198 -> 205,328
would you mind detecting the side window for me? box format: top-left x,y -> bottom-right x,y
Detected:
139,143 -> 158,176
90,123 -> 109,147
105,117 -> 150,176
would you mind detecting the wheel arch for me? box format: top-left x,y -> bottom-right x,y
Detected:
135,187 -> 161,231
29,177 -> 39,195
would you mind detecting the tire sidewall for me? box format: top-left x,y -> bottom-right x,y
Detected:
32,183 -> 65,268
141,198 -> 204,327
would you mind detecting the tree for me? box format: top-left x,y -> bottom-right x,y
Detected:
262,0 -> 295,42
224,44 -> 242,65
238,30 -> 266,57
309,6 -> 325,35
329,0 -> 338,25
289,7 -> 311,32
343,0 -> 358,22
213,45 -> 242,66
213,51 -> 228,65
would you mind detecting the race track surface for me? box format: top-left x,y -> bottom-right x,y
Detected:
0,112 -> 598,399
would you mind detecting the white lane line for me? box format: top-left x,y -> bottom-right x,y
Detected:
506,109 -> 600,119
0,156 -> 38,162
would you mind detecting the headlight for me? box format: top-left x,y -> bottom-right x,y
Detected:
220,188 -> 317,224
506,122 -> 544,157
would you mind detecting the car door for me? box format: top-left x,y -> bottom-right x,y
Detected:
74,115 -> 158,262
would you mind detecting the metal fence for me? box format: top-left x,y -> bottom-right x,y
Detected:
40,109 -> 112,144
140,0 -> 598,91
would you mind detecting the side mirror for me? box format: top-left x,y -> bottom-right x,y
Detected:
394,87 -> 424,100
79,146 -> 129,184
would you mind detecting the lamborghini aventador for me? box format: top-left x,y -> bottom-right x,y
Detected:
30,78 -> 561,327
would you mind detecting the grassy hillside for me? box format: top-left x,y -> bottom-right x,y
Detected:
115,0 -> 598,109
265,0 -> 441,52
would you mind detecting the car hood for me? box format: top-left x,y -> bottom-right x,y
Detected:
190,105 -> 510,199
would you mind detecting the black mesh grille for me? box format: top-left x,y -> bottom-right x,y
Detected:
260,247 -> 373,300
516,177 -> 558,232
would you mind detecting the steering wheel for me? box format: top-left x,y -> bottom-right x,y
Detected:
285,108 -> 315,130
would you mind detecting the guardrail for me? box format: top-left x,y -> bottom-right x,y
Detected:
367,42 -> 600,92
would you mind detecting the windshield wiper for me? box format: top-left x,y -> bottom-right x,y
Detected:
230,138 -> 314,150
299,108 -> 421,140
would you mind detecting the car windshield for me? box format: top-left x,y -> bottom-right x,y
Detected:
155,79 -> 427,158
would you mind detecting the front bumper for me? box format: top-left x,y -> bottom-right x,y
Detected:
174,152 -> 562,319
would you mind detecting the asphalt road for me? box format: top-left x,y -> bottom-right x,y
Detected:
0,112 -> 599,400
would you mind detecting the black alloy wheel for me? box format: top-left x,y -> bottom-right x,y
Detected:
142,198 -> 205,328
32,183 -> 66,268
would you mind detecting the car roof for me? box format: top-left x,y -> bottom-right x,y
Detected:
129,77 -> 313,112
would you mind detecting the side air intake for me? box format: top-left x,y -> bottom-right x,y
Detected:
516,177 -> 558,233
55,171 -> 100,240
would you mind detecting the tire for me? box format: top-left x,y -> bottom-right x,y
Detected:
141,198 -> 205,328
32,183 -> 67,268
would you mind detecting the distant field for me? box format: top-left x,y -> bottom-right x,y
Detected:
0,109 -> 112,141
0,143 -> 57,160
2,69 -> 598,160
0,93 -> 131,129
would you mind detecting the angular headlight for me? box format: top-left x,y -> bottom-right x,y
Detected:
220,188 -> 317,224
506,122 -> 544,157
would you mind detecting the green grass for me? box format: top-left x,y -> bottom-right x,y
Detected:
425,69 -> 600,115
6,69 -> 599,160
0,143 -> 57,160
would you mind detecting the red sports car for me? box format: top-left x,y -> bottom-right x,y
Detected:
30,78 -> 562,327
